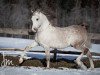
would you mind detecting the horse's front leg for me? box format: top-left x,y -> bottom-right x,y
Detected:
45,48 -> 50,68
19,41 -> 38,64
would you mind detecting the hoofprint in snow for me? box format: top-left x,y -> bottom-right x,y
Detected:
0,66 -> 100,75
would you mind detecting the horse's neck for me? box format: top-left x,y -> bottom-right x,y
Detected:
38,17 -> 53,32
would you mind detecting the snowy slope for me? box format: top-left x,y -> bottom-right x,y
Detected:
0,37 -> 100,53
0,67 -> 100,75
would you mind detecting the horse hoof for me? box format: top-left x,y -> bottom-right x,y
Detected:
19,58 -> 23,64
88,67 -> 94,70
46,67 -> 50,69
81,67 -> 87,70
80,64 -> 87,70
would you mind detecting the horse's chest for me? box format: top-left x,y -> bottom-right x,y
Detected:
35,31 -> 51,44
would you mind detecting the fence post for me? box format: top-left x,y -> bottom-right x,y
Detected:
53,48 -> 57,61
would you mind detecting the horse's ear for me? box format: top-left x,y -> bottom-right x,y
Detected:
36,9 -> 41,13
31,10 -> 34,13
33,9 -> 42,15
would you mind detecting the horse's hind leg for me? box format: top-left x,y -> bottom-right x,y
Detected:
84,48 -> 94,69
73,45 -> 87,69
74,45 -> 94,70
74,51 -> 87,69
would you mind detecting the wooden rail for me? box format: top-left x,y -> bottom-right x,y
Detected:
0,28 -> 29,35
0,28 -> 100,40
0,48 -> 24,51
89,33 -> 100,40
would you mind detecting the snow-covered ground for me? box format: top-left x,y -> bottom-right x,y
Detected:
0,67 -> 100,75
0,37 -> 100,75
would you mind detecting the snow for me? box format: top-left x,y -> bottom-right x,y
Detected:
0,37 -> 100,53
0,37 -> 100,75
0,67 -> 100,75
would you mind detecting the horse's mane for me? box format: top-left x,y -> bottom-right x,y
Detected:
32,9 -> 56,22
32,9 -> 57,26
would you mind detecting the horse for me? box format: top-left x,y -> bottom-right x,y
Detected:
19,10 -> 94,70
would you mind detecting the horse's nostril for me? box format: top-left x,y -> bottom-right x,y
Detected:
34,28 -> 37,31
31,28 -> 37,32
33,28 -> 38,32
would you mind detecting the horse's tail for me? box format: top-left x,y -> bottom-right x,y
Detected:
81,26 -> 92,49
84,34 -> 92,49
78,23 -> 91,48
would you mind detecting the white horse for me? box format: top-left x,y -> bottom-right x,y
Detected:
19,10 -> 94,69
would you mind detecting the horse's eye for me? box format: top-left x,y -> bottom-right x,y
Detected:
36,18 -> 39,21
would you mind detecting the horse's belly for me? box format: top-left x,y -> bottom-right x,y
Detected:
50,42 -> 69,49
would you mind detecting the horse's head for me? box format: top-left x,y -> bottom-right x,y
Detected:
31,10 -> 46,32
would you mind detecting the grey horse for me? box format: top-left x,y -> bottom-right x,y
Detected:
19,10 -> 94,70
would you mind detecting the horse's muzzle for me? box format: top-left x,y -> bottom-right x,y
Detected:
28,30 -> 36,35
32,28 -> 38,32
